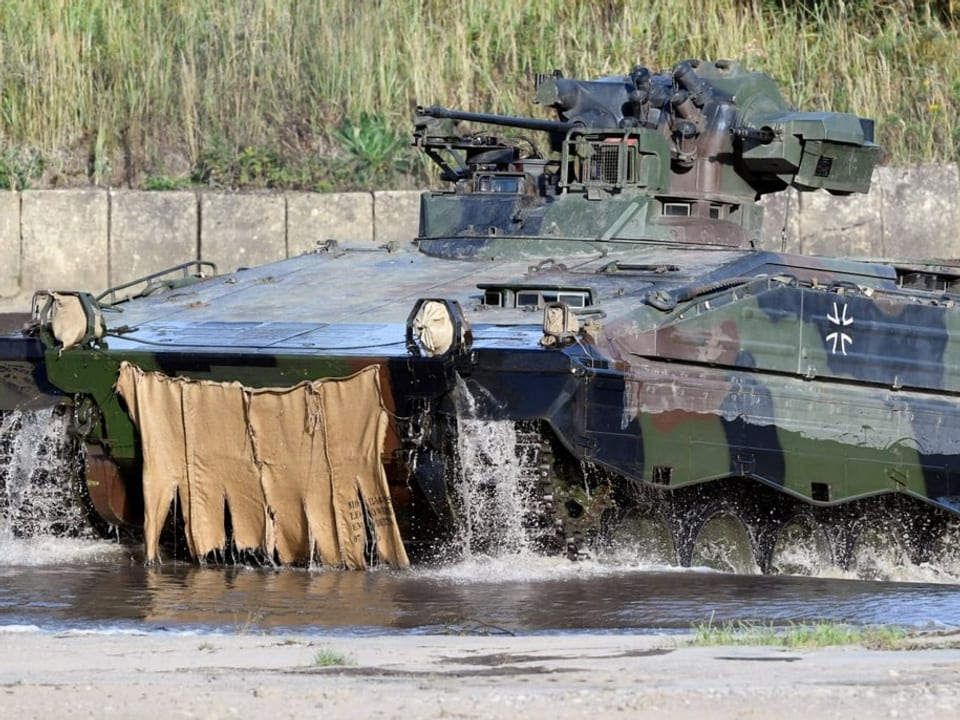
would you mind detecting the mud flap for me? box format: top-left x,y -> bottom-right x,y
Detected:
115,362 -> 409,569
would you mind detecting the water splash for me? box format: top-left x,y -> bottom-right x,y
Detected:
442,381 -> 960,584
453,416 -> 538,558
0,534 -> 127,566
0,408 -> 123,565
0,408 -> 91,537
417,545 -> 691,584
447,380 -> 541,560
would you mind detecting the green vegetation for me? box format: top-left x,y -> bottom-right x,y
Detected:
0,147 -> 44,190
312,648 -> 355,667
0,0 -> 956,190
690,618 -> 909,649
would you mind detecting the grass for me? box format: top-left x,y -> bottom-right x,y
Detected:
312,647 -> 356,667
690,618 -> 909,650
0,1 -> 957,189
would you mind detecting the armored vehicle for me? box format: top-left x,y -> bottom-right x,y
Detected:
4,58 -> 960,574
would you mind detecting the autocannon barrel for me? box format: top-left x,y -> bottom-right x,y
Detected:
736,111 -> 880,194
732,126 -> 776,144
415,105 -> 580,134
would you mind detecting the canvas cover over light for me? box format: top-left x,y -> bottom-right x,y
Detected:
49,292 -> 104,350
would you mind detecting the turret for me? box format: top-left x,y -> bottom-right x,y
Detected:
414,59 -> 881,256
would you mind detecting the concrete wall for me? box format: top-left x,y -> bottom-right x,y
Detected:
0,163 -> 956,311
760,164 -> 960,259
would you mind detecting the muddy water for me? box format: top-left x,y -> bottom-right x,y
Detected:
2,409 -> 960,635
2,537 -> 960,635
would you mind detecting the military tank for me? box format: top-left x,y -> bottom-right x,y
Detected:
4,58 -> 960,575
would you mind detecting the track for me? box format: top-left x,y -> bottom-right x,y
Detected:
530,423 -> 960,578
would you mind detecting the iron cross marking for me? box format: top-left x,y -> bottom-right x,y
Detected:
825,301 -> 854,355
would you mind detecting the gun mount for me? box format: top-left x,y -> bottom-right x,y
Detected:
415,59 -> 879,257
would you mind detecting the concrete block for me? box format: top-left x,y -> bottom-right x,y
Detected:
795,170 -> 883,257
109,190 -> 198,286
0,192 -> 21,298
21,189 -> 109,294
877,163 -> 960,260
200,192 -> 286,272
374,190 -> 421,245
286,192 -> 373,255
759,189 -> 801,253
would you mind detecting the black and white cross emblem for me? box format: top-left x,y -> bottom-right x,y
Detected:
826,301 -> 854,355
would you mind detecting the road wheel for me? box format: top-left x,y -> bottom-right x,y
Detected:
919,519 -> 960,580
847,516 -> 912,580
767,512 -> 834,576
688,508 -> 759,575
601,505 -> 678,566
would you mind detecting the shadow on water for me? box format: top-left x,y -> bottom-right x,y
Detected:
2,549 -> 960,635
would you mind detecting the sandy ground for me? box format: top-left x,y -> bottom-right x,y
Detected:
1,631 -> 959,719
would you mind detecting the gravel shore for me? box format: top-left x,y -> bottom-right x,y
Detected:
3,630 -> 960,719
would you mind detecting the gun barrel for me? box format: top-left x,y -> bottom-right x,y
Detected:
738,112 -> 880,194
732,126 -> 775,144
416,105 -> 579,134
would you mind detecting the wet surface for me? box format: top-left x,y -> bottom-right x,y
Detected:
4,392 -> 960,637
1,539 -> 960,635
